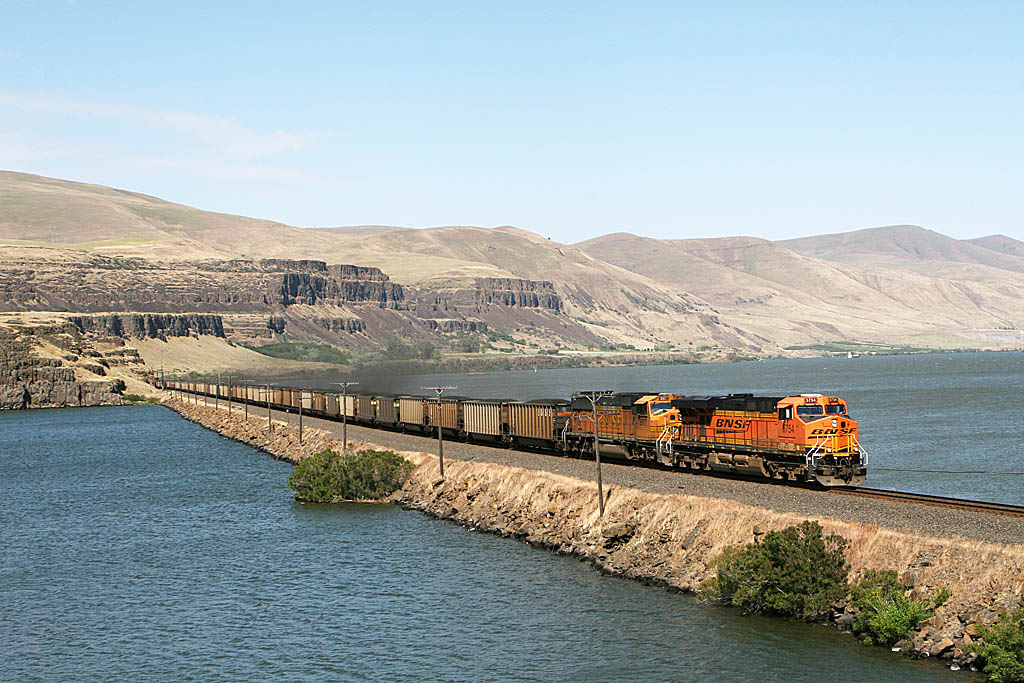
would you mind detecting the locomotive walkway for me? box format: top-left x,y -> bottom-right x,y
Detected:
226,399 -> 1023,546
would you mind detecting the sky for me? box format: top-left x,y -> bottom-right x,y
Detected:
1,1 -> 1022,243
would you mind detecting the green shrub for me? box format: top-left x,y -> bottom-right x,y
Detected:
121,393 -> 159,404
971,602 -> 1024,683
703,521 -> 849,620
288,449 -> 414,503
254,342 -> 349,364
850,570 -> 942,645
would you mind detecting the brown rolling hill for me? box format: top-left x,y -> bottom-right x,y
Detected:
968,234 -> 1024,258
2,171 -> 1022,352
577,230 -> 1024,349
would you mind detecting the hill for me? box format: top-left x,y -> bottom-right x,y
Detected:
968,234 -> 1024,258
2,171 -> 1022,355
577,229 -> 1024,349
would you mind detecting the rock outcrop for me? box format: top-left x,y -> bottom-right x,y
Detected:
67,313 -> 225,339
0,328 -> 127,409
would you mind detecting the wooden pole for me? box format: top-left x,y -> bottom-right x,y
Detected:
423,386 -> 456,479
266,384 -> 272,433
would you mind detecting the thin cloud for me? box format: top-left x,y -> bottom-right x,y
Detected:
0,88 -> 343,184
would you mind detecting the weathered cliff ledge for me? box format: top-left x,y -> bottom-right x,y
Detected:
165,396 -> 1024,673
0,327 -> 129,409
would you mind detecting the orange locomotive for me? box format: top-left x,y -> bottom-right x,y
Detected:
566,392 -> 865,486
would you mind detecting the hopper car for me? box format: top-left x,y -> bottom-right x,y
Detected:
161,380 -> 866,486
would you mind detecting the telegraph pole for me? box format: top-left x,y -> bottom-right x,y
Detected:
215,373 -> 220,408
423,385 -> 456,478
244,381 -> 249,419
298,389 -> 303,442
577,390 -> 614,516
227,376 -> 232,415
336,381 -> 359,451
266,384 -> 273,433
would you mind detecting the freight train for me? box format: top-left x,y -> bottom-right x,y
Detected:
161,380 -> 867,486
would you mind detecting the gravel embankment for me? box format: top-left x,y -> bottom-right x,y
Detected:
206,398 -> 1024,546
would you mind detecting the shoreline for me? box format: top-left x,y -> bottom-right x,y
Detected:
164,395 -> 1023,676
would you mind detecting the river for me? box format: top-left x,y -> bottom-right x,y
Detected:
0,404 -> 975,681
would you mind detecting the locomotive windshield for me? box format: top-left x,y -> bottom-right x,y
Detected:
650,401 -> 673,415
825,404 -> 847,415
796,405 -> 825,421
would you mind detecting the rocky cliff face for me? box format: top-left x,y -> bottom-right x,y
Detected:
0,247 -> 595,352
0,328 -> 128,410
67,313 -> 226,339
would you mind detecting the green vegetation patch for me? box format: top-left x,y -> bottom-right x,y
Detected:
253,342 -> 349,364
288,449 -> 414,503
850,570 -> 949,646
702,521 -> 849,620
121,393 -> 160,404
971,602 -> 1024,683
783,341 -> 931,354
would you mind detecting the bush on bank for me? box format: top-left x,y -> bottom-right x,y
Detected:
971,602 -> 1024,683
703,521 -> 849,620
288,449 -> 414,502
850,570 -> 949,646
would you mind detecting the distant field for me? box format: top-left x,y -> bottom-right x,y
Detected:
783,341 -> 933,354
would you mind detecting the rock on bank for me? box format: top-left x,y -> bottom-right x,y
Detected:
166,396 -> 1024,670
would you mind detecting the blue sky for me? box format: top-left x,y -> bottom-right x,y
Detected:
1,1 -> 1021,242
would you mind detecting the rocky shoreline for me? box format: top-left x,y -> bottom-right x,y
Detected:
165,396 -> 1023,675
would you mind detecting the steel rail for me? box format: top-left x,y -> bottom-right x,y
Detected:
832,486 -> 1024,517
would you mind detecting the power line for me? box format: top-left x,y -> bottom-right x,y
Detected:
873,467 -> 1024,475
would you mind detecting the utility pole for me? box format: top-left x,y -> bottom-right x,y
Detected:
244,381 -> 249,419
215,373 -> 220,409
227,376 -> 232,415
423,385 -> 456,478
298,389 -> 303,443
266,384 -> 273,433
577,390 -> 614,516
336,381 -> 359,452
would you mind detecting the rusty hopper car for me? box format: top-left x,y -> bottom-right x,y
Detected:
463,400 -> 507,443
427,397 -> 462,436
374,396 -> 398,425
356,394 -> 375,422
509,400 -> 569,447
398,396 -> 426,431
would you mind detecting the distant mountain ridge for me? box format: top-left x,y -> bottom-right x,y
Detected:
1,170 -> 1022,352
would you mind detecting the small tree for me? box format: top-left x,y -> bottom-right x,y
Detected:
971,602 -> 1024,683
704,521 -> 849,620
288,449 -> 414,502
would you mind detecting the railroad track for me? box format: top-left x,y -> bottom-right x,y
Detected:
832,486 -> 1024,517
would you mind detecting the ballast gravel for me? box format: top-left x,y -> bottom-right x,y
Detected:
254,404 -> 1024,547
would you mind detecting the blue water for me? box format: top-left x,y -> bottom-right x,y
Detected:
305,351 -> 1024,504
0,405 -> 972,681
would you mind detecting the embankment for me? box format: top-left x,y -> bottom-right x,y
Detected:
165,396 -> 1024,673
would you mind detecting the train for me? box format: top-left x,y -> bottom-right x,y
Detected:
160,380 -> 867,486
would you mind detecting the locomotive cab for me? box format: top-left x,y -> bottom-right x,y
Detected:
777,394 -> 865,485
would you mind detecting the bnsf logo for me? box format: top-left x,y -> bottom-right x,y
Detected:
715,418 -> 750,430
810,427 -> 856,436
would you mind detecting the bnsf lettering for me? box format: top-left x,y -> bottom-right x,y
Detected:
715,418 -> 751,430
810,427 -> 856,436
